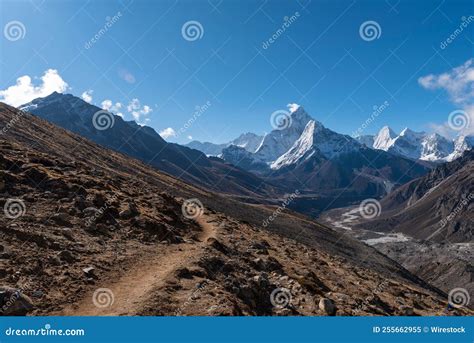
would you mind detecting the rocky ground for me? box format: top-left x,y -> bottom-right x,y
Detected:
0,103 -> 471,316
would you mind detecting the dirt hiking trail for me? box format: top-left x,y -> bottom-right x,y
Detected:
58,214 -> 216,316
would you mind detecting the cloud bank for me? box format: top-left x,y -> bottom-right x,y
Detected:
0,69 -> 69,107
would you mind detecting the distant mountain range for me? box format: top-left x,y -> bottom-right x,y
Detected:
186,132 -> 263,156
19,94 -> 447,216
195,105 -> 433,215
189,109 -> 473,165
356,126 -> 473,162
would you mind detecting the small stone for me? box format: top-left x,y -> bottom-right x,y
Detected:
400,305 -> 414,316
82,267 -> 96,278
319,298 -> 337,316
58,250 -> 76,263
61,228 -> 74,241
0,286 -> 34,315
120,202 -> 139,219
48,256 -> 61,266
0,244 -> 11,259
52,213 -> 72,226
83,207 -> 98,217
32,290 -> 44,298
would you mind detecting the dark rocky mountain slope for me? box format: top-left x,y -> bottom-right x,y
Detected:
357,150 -> 474,243
20,92 -> 278,199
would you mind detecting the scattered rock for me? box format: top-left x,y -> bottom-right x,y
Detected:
31,290 -> 44,298
47,256 -> 61,266
58,250 -> 76,263
82,267 -> 96,278
61,228 -> 75,241
319,298 -> 337,316
120,202 -> 139,219
52,213 -> 72,226
297,271 -> 330,293
253,256 -> 283,272
400,305 -> 414,316
207,238 -> 228,254
0,244 -> 11,259
175,267 -> 193,279
0,286 -> 34,315
83,207 -> 98,217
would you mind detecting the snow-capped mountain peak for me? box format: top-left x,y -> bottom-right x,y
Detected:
373,126 -> 397,150
253,105 -> 314,162
271,120 -> 316,169
399,127 -> 425,138
356,126 -> 470,162
446,135 -> 474,161
270,119 -> 360,170
231,132 -> 264,153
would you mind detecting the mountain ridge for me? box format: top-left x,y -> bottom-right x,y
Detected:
356,126 -> 472,162
19,92 -> 279,199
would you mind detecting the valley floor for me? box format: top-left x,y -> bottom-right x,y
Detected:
321,208 -> 473,309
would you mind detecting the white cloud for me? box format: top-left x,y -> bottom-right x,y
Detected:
127,98 -> 152,124
187,135 -> 193,140
0,69 -> 69,107
159,127 -> 176,139
418,58 -> 474,104
101,99 -> 123,117
81,90 -> 93,103
287,103 -> 300,113
419,58 -> 474,136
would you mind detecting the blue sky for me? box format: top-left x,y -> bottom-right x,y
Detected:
1,0 -> 473,143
